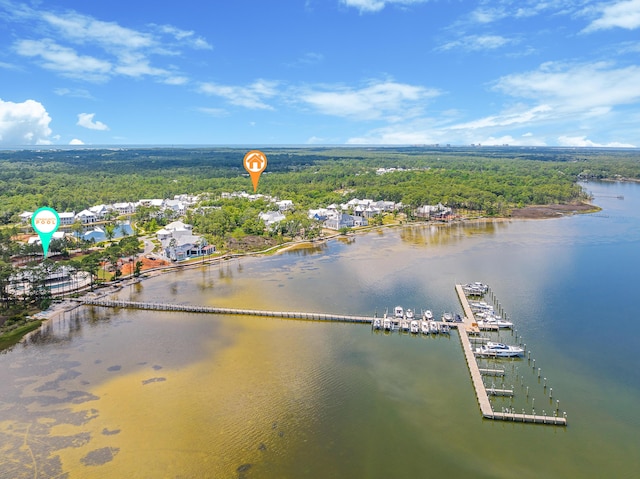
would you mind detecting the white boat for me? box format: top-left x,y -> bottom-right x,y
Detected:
421,321 -> 430,334
442,312 -> 454,322
475,342 -> 524,357
479,316 -> 513,329
383,315 -> 393,330
372,318 -> 382,330
429,320 -> 439,334
423,309 -> 433,320
394,305 -> 404,319
401,318 -> 411,331
439,322 -> 451,334
463,282 -> 488,295
406,309 -> 415,320
410,320 -> 420,334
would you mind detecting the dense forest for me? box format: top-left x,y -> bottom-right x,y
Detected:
2,146 -> 640,224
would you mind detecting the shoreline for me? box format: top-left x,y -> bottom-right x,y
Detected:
6,201 -> 600,349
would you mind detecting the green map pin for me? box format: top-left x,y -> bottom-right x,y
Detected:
31,207 -> 61,258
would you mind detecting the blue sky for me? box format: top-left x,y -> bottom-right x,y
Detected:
1,0 -> 639,147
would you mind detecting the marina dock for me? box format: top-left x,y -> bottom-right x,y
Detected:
455,285 -> 567,426
77,289 -> 566,426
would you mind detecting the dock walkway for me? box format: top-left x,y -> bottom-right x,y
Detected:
79,299 -> 373,324
454,285 -> 566,426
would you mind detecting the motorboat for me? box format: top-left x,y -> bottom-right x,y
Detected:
410,320 -> 420,334
442,312 -> 454,322
439,322 -> 451,334
406,309 -> 415,320
401,318 -> 411,331
423,309 -> 433,320
463,282 -> 488,295
394,305 -> 404,319
429,320 -> 439,334
475,342 -> 524,357
383,315 -> 393,330
479,316 -> 513,329
372,318 -> 382,330
421,321 -> 430,334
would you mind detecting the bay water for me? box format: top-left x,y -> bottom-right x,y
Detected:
1,181 -> 639,478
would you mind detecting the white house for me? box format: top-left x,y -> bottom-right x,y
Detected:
89,204 -> 111,219
275,200 -> 294,212
19,211 -> 33,223
75,209 -> 97,224
259,211 -> 286,227
112,202 -> 136,215
156,221 -> 209,261
59,212 -> 76,226
324,214 -> 355,230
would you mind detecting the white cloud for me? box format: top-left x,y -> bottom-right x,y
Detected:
77,113 -> 109,131
156,24 -> 212,50
0,98 -> 52,145
437,34 -> 512,52
448,105 -> 553,130
300,80 -> 440,120
15,39 -> 112,82
494,62 -> 640,113
6,2 -> 210,84
197,80 -> 279,110
196,107 -> 228,117
54,87 -> 94,99
69,138 -> 84,145
583,0 -> 640,32
42,11 -> 154,50
557,135 -> 636,147
341,0 -> 429,13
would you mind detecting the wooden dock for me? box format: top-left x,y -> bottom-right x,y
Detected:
454,285 -> 567,426
79,299 -> 374,324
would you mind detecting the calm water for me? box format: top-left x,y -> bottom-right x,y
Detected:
1,181 -> 639,478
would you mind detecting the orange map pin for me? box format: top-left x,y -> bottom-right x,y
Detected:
243,150 -> 267,192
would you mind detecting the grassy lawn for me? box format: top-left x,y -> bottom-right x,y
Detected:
0,320 -> 43,351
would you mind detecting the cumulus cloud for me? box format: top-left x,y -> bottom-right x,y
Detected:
583,0 -> 640,32
0,98 -> 52,145
69,138 -> 84,145
77,113 -> 109,130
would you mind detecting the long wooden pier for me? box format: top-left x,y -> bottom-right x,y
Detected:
454,285 -> 567,426
80,299 -> 374,323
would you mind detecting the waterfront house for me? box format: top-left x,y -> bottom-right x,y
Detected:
75,209 -> 97,224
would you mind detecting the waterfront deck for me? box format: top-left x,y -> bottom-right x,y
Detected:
454,284 -> 567,426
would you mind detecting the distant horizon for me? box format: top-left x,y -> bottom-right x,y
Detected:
2,144 -> 640,152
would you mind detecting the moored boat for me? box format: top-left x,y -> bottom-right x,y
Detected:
410,320 -> 420,334
423,309 -> 433,320
383,314 -> 393,330
475,342 -> 524,357
394,305 -> 404,319
421,320 -> 430,334
372,317 -> 382,329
